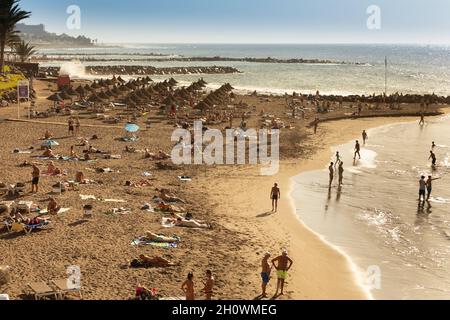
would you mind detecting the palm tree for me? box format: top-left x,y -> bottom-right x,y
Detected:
0,0 -> 31,72
14,40 -> 35,62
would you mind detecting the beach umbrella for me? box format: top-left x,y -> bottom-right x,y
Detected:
75,86 -> 85,96
124,123 -> 140,133
65,87 -> 78,96
98,91 -> 110,100
88,94 -> 102,102
47,93 -> 63,102
42,139 -> 59,147
60,91 -> 72,100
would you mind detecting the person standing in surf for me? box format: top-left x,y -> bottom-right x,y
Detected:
419,113 -> 425,125
338,162 -> 344,186
426,176 -> 441,201
429,150 -> 437,167
328,162 -> 334,188
362,130 -> 368,145
419,176 -> 427,203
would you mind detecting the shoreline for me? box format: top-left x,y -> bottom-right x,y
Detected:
202,115 -> 429,299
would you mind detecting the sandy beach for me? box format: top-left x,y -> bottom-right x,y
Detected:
1,76 -> 447,300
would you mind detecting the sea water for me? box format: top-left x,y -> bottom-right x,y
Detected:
292,116 -> 450,299
38,43 -> 450,96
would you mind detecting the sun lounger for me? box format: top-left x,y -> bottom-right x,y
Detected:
6,221 -> 50,234
51,279 -> 83,300
25,282 -> 58,300
15,201 -> 34,214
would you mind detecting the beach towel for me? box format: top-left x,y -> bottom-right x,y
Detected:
161,217 -> 176,228
105,208 -> 131,215
12,149 -> 32,154
103,199 -> 126,203
121,136 -> 139,142
80,195 -> 97,200
131,237 -> 178,248
39,208 -> 71,215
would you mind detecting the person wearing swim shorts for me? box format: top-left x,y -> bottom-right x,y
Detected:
68,118 -> 74,136
426,175 -> 440,201
31,164 -> 40,193
203,270 -> 215,300
328,162 -> 334,188
272,250 -> 293,296
354,140 -> 361,160
429,151 -> 437,167
419,176 -> 426,203
260,252 -> 272,298
270,183 -> 280,212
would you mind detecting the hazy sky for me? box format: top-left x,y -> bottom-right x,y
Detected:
19,0 -> 450,44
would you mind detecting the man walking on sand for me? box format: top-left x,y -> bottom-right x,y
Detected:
272,250 -> 293,296
271,183 -> 281,212
260,252 -> 272,298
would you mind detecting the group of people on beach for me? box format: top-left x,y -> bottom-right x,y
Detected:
260,250 -> 294,298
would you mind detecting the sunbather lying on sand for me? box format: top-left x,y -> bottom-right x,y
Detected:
125,180 -> 152,187
144,149 -> 171,160
47,197 -> 61,215
156,202 -> 186,213
23,216 -> 50,226
167,217 -> 210,229
137,254 -> 176,267
156,188 -> 186,203
143,231 -> 179,243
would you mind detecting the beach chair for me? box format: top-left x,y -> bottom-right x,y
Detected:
16,201 -> 34,214
25,282 -> 58,300
51,279 -> 83,300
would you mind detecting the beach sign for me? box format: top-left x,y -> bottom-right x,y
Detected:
17,80 -> 30,99
17,80 -> 30,119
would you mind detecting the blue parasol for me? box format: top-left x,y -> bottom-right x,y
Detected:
41,140 -> 59,147
124,123 -> 140,133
